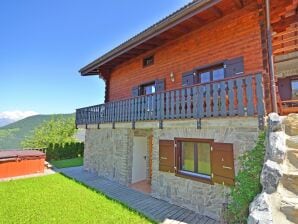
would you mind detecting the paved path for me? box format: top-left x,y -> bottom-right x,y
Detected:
59,166 -> 219,224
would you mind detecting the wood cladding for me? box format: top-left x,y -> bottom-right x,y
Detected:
107,3 -> 263,108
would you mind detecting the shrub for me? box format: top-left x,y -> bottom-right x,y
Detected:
225,132 -> 265,223
46,142 -> 84,161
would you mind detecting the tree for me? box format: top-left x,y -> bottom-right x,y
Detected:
21,116 -> 77,148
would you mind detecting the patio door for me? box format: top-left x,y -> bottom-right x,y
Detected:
132,136 -> 147,184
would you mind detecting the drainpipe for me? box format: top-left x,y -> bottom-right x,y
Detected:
265,0 -> 278,113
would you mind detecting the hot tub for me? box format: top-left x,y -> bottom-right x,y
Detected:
0,150 -> 45,178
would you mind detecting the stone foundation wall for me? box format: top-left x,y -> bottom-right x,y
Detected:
84,128 -> 134,185
83,117 -> 260,220
151,118 -> 260,220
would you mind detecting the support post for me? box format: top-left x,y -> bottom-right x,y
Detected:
132,121 -> 135,129
197,119 -> 202,129
265,0 -> 278,113
159,120 -> 163,129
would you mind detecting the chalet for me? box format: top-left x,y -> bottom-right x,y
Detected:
76,0 -> 297,220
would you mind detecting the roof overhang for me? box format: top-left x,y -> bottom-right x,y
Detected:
79,0 -> 223,76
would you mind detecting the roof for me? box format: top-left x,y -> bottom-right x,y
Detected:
79,0 -> 219,75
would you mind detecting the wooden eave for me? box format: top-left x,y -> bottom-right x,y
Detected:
79,0 -> 247,76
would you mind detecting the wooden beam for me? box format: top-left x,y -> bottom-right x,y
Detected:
171,25 -> 191,34
147,38 -> 165,46
233,0 -> 244,9
136,44 -> 154,50
158,32 -> 176,40
211,6 -> 223,18
189,16 -> 205,26
272,14 -> 298,32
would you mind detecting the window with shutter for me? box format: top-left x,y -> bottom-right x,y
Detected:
211,142 -> 235,186
159,140 -> 175,173
173,138 -> 235,186
182,72 -> 195,87
155,79 -> 165,93
224,56 -> 244,78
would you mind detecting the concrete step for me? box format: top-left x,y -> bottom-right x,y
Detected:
286,136 -> 298,149
281,172 -> 298,195
280,197 -> 298,224
287,149 -> 298,169
283,114 -> 298,136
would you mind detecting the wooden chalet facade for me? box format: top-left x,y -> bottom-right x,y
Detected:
76,0 -> 297,220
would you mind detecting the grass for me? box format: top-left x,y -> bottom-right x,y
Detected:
51,157 -> 83,168
0,174 -> 153,224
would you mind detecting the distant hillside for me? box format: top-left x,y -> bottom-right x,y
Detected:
0,114 -> 74,150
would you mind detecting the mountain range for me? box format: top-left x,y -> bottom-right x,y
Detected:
0,114 -> 77,150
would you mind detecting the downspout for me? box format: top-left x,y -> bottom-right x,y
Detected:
265,0 -> 278,112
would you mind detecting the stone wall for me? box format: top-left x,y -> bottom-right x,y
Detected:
151,118 -> 260,220
83,117 -> 260,220
84,128 -> 134,185
248,113 -> 298,224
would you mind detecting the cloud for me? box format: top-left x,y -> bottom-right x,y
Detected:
0,111 -> 38,121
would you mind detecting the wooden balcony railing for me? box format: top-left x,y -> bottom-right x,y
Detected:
76,73 -> 265,127
273,24 -> 298,55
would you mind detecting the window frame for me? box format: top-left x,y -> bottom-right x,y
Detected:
174,138 -> 214,184
196,64 -> 225,84
140,81 -> 156,96
143,55 -> 154,67
291,78 -> 298,100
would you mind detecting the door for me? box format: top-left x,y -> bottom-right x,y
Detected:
132,136 -> 147,183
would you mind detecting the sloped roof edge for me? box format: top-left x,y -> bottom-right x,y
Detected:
79,0 -> 218,75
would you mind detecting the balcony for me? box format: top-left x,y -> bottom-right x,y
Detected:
76,73 -> 265,129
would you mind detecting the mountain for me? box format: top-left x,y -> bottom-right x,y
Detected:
0,114 -> 75,150
0,118 -> 14,127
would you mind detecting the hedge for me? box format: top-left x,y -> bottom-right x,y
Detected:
46,142 -> 84,161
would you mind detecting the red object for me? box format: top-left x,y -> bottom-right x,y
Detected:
0,150 -> 45,178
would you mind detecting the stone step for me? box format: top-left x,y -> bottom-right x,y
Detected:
283,114 -> 298,136
286,136 -> 298,149
280,197 -> 298,224
287,149 -> 298,169
281,172 -> 298,195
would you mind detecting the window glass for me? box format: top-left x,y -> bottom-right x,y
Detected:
197,143 -> 211,175
213,68 -> 225,81
200,72 -> 211,83
143,55 -> 154,67
180,141 -> 211,177
291,80 -> 298,100
181,142 -> 195,172
144,84 -> 155,95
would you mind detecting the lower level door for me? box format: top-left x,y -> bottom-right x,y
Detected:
132,136 -> 147,183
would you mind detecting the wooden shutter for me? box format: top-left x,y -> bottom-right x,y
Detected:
211,142 -> 235,186
155,79 -> 165,93
131,86 -> 140,97
225,57 -> 244,78
182,72 -> 195,87
159,140 -> 175,173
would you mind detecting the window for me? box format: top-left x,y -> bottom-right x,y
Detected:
197,65 -> 224,83
176,139 -> 212,181
143,55 -> 154,67
159,138 -> 235,185
141,82 -> 156,95
291,79 -> 298,100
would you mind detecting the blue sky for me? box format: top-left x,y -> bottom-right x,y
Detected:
0,0 -> 191,116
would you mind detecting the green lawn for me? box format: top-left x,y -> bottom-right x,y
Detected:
0,174 -> 153,224
51,157 -> 83,168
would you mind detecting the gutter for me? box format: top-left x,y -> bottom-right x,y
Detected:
265,0 -> 278,113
